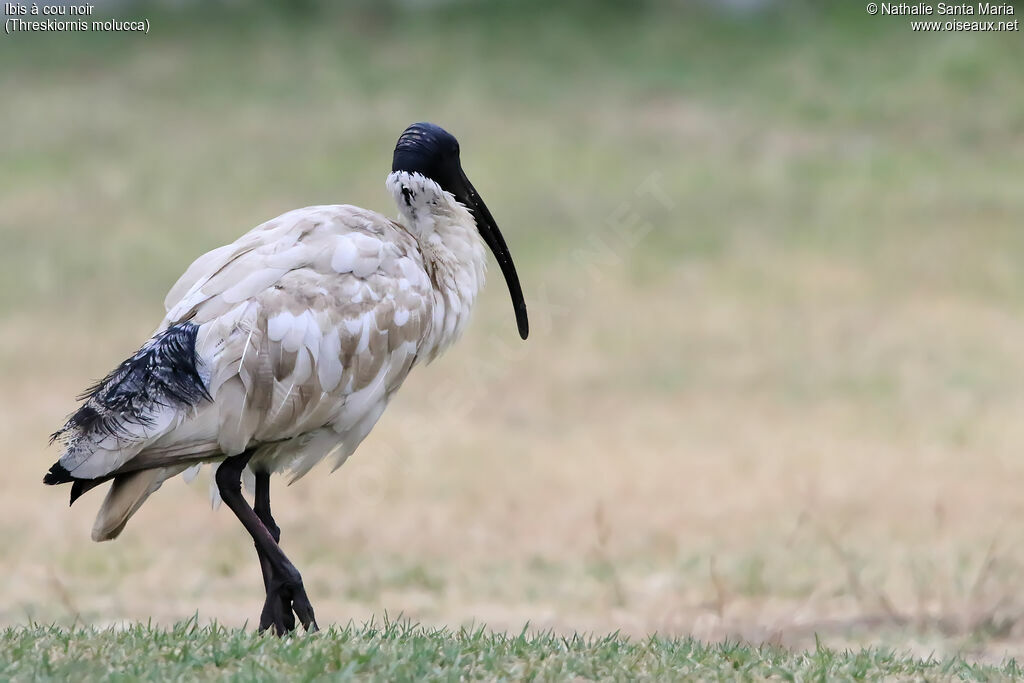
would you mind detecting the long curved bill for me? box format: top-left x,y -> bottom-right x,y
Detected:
455,168 -> 529,340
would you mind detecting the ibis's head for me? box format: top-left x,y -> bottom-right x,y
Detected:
392,122 -> 528,340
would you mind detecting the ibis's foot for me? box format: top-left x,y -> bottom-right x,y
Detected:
258,569 -> 318,636
258,586 -> 294,635
217,456 -> 318,637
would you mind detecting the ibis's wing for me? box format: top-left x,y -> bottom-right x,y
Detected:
53,205 -> 432,484
164,205 -> 340,322
155,205 -> 434,475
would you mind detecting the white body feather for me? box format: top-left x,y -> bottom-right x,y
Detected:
55,171 -> 488,526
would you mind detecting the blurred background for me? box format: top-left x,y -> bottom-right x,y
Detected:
2,0 -> 1024,660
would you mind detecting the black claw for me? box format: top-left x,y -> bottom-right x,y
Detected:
295,607 -> 316,632
258,578 -> 314,636
281,593 -> 296,633
258,594 -> 281,634
291,590 -> 317,632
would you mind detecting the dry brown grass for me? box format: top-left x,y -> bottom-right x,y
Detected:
7,253 -> 1024,661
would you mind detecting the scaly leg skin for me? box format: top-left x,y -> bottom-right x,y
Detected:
216,453 -> 318,635
253,469 -> 294,634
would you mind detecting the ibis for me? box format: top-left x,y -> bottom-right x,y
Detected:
45,122 -> 529,635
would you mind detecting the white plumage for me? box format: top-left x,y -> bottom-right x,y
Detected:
58,186 -> 486,526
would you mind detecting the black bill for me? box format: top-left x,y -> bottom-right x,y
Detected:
454,169 -> 529,340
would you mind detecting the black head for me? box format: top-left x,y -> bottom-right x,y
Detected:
392,122 -> 463,197
391,122 -> 529,340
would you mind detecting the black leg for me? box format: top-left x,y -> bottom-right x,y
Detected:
216,453 -> 318,635
252,469 -> 293,633
253,470 -> 281,543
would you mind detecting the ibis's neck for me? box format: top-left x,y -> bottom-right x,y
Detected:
387,171 -> 487,361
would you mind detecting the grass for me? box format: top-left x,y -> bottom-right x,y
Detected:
2,619 -> 1018,681
3,0 -> 1024,673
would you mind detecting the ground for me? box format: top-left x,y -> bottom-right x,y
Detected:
2,0 -> 1024,673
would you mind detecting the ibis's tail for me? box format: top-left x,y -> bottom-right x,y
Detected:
91,466 -> 186,541
45,322 -> 213,540
46,322 -> 211,484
